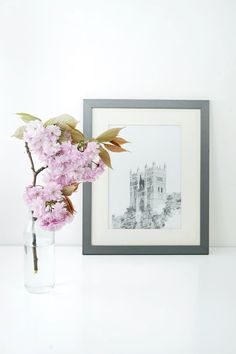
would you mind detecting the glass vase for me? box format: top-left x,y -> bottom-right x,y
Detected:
24,217 -> 55,293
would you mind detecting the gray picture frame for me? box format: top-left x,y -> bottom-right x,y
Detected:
83,99 -> 209,255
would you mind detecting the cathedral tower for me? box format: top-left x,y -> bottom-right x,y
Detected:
129,162 -> 166,213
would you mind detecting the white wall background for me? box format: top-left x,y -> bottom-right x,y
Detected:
0,0 -> 235,246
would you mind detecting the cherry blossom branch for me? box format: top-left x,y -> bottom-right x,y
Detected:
31,216 -> 38,273
25,142 -> 47,273
25,142 -> 47,186
91,160 -> 99,167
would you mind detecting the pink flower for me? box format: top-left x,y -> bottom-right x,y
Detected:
24,186 -> 43,204
23,121 -> 44,142
45,125 -> 61,142
43,182 -> 62,201
23,186 -> 45,219
31,198 -> 45,219
39,201 -> 73,231
79,159 -> 106,182
83,142 -> 99,160
23,122 -> 61,162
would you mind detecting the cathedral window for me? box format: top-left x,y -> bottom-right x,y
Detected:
157,177 -> 163,182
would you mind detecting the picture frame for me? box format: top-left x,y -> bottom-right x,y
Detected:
83,99 -> 209,255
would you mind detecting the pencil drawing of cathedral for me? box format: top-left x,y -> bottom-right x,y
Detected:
111,162 -> 181,229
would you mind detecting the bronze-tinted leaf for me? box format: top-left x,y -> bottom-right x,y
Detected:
62,183 -> 79,196
103,143 -> 127,153
109,140 -> 120,147
70,128 -> 84,143
12,125 -> 26,139
63,196 -> 76,215
99,147 -> 112,169
16,113 -> 41,123
111,137 -> 129,145
96,127 -> 124,143
44,114 -> 78,128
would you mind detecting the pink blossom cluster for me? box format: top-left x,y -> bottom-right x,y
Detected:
24,184 -> 72,231
23,121 -> 106,231
24,121 -> 61,162
44,140 -> 105,186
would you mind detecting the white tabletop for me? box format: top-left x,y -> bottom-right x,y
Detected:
0,246 -> 235,354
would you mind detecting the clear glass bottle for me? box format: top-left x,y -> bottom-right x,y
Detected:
24,217 -> 55,293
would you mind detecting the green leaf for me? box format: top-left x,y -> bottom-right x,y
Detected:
96,127 -> 124,143
44,114 -> 78,128
16,113 -> 41,123
99,147 -> 112,169
62,183 -> 79,196
103,143 -> 127,153
12,125 -> 26,139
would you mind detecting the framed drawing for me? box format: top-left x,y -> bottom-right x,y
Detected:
83,99 -> 209,255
